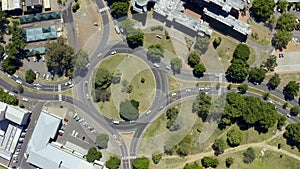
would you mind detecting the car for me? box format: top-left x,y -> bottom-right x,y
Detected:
58,132 -> 63,136
112,134 -> 117,138
64,118 -> 69,122
166,66 -> 171,70
112,120 -> 119,125
15,152 -> 19,155
253,82 -> 259,85
111,51 -> 117,55
156,35 -> 162,39
42,74 -> 46,78
22,98 -> 29,102
13,90 -> 18,94
15,79 -> 22,84
153,63 -> 160,68
186,89 -> 191,92
171,92 -> 176,96
9,92 -> 15,96
75,117 -> 81,121
85,81 -> 88,86
13,160 -> 17,163
13,74 -> 19,78
21,132 -> 26,137
129,120 -> 135,123
13,157 -> 18,160
46,74 -> 50,80
86,94 -> 90,100
97,53 -> 102,57
199,87 -> 204,91
94,22 -> 98,26
19,138 -> 24,142
146,110 -> 152,115
159,105 -> 164,110
42,56 -> 45,62
73,113 -> 78,119
286,114 -> 291,118
33,57 -> 37,62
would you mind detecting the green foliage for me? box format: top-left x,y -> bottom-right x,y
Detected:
227,127 -> 243,147
121,19 -> 134,34
152,153 -> 162,164
284,123 -> 300,148
243,147 -> 256,164
184,162 -> 203,169
212,138 -> 227,155
150,25 -> 164,31
278,0 -> 288,12
119,99 -> 139,120
192,92 -> 211,120
283,81 -> 299,100
25,69 -> 36,84
277,115 -> 287,130
94,89 -> 111,102
272,30 -> 292,49
213,37 -> 222,48
165,30 -> 170,39
266,15 -> 277,29
106,156 -> 121,169
263,92 -> 270,100
72,49 -> 89,76
164,144 -> 177,155
262,55 -> 277,71
233,44 -> 250,62
237,84 -> 248,94
86,147 -> 102,163
290,106 -> 300,116
267,73 -> 281,90
18,85 -> 24,94
166,107 -> 181,131
95,68 -> 112,90
2,57 -> 18,74
45,37 -> 74,76
177,134 -> 193,156
0,88 -> 18,105
248,67 -> 266,84
201,157 -> 219,168
188,52 -> 200,68
197,126 -> 203,133
193,64 -> 206,78
0,10 -> 9,40
252,0 -> 275,21
194,36 -> 210,55
132,157 -> 150,169
127,28 -> 144,48
147,44 -> 164,63
111,1 -> 129,17
19,103 -> 25,108
226,59 -> 249,82
72,2 -> 80,13
277,13 -> 297,31
141,77 -> 145,83
170,57 -> 182,74
96,134 -> 109,149
225,157 -> 234,168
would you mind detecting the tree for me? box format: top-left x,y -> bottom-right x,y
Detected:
277,115 -> 287,130
45,37 -> 74,76
266,15 -> 277,29
152,153 -> 162,164
170,57 -> 182,74
17,85 -> 24,94
164,144 -> 177,155
193,64 -> 206,78
132,157 -> 150,169
225,157 -> 234,168
119,99 -> 139,120
72,49 -> 89,76
212,138 -> 227,155
96,134 -> 109,148
283,81 -> 299,100
263,92 -> 270,100
72,2 -> 80,13
106,156 -> 121,169
201,157 -> 219,168
237,84 -> 248,94
188,52 -> 200,68
277,13 -> 297,32
243,147 -> 256,164
127,28 -> 144,48
252,0 -> 276,21
277,0 -> 288,12
267,73 -> 281,90
290,106 -> 300,116
2,56 -> 18,74
284,123 -> 300,147
111,1 -> 129,17
248,67 -> 266,84
86,147 -> 102,163
194,36 -> 210,55
213,37 -> 222,48
184,162 -> 203,169
272,30 -> 292,49
95,68 -> 112,90
146,44 -> 164,63
262,55 -> 277,71
226,59 -> 249,83
192,92 -> 212,120
233,44 -> 250,62
25,69 -> 36,84
177,135 -> 193,156
94,89 -> 111,102
166,107 -> 180,131
0,11 -> 9,40
227,127 -> 243,147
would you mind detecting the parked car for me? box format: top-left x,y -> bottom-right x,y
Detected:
146,110 -> 152,115
22,98 -> 29,102
111,51 -> 117,55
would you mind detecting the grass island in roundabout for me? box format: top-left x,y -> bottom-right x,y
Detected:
91,54 -> 156,120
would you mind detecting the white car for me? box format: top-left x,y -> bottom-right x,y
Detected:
111,51 -> 117,55
166,66 -> 171,70
199,87 -> 204,91
13,74 -> 19,78
154,63 -> 160,68
146,110 -> 152,115
16,80 -> 22,84
22,98 -> 29,102
171,92 -> 177,96
186,89 -> 191,92
286,114 -> 291,118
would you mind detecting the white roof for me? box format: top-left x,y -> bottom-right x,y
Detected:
1,0 -> 22,11
5,106 -> 30,125
43,0 -> 51,9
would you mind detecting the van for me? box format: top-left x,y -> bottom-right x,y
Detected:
153,63 -> 160,68
112,120 -> 119,125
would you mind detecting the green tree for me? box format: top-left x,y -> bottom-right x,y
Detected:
119,99 -> 139,120
226,59 -> 249,82
184,162 -> 203,169
95,68 -> 112,90
227,127 -> 243,147
152,153 -> 163,164
290,106 -> 300,116
146,44 -> 164,63
225,157 -> 234,168
170,57 -> 182,74
193,64 -> 206,78
272,30 -> 292,49
166,107 -> 180,131
277,13 -> 297,31
105,156 -> 121,169
177,134 -> 193,156
192,92 -> 212,120
121,19 -> 134,34
277,115 -> 287,130
72,2 -> 80,13
266,15 -> 277,29
2,56 -> 19,74
96,134 -> 109,148
237,84 -> 248,94
262,55 -> 277,71
283,81 -> 299,100
127,28 -> 144,48
86,147 -> 102,163
213,37 -> 222,48
248,67 -> 266,84
267,73 -> 281,90
132,157 -> 150,169
188,51 -> 200,68
212,138 -> 227,155
252,0 -> 276,21
233,44 -> 250,62
25,69 -> 36,84
72,49 -> 89,76
284,123 -> 300,147
243,147 -> 256,164
94,89 -> 111,102
263,92 -> 270,100
111,1 -> 129,17
201,157 -> 219,168
0,11 -> 9,40
194,36 -> 210,55
277,0 -> 288,12
17,85 -> 24,94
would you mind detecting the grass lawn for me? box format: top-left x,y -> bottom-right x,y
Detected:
96,54 -> 155,119
168,75 -> 199,92
268,135 -> 300,157
239,125 -> 277,144
144,32 -> 176,55
248,46 -> 256,66
0,166 -> 7,169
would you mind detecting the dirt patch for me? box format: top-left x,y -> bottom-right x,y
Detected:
184,8 -> 201,19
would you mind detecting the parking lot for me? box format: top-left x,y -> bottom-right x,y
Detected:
275,51 -> 300,72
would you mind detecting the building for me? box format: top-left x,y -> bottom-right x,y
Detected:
132,0 -> 153,13
0,102 -> 31,126
274,0 -> 300,2
43,0 -> 51,10
26,112 -> 106,169
22,26 -> 57,42
1,0 -> 22,11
